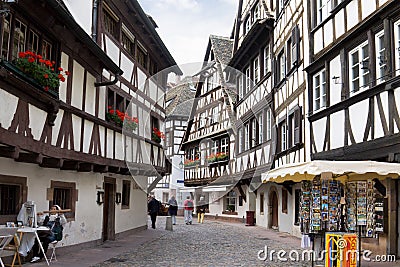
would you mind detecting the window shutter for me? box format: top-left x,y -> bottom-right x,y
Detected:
291,25 -> 300,66
294,107 -> 301,145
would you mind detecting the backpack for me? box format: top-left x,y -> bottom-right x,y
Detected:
49,218 -> 63,241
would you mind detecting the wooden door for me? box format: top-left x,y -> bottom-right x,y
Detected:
270,191 -> 278,229
102,177 -> 116,241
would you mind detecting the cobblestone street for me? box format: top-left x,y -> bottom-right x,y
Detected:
93,216 -> 309,267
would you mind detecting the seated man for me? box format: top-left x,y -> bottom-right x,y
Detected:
30,205 -> 66,263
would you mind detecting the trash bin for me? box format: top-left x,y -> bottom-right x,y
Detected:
246,210 -> 255,226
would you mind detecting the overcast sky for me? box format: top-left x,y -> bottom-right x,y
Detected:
138,0 -> 238,66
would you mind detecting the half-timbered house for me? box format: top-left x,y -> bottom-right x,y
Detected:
150,78 -> 195,209
181,35 -> 248,219
0,0 -> 179,250
228,0 -> 276,226
305,0 -> 400,256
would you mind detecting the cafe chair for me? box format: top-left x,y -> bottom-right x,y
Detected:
3,234 -> 21,267
0,235 -> 14,267
49,240 -> 58,262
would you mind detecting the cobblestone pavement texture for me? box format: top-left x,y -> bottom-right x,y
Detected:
93,217 -> 309,267
23,216 -> 398,267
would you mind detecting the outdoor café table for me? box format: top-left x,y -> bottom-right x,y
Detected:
17,226 -> 50,266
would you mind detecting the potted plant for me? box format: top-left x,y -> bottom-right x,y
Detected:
184,158 -> 200,167
14,50 -> 69,94
206,152 -> 229,163
152,127 -> 165,143
106,106 -> 138,131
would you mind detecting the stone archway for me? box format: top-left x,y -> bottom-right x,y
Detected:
268,187 -> 279,230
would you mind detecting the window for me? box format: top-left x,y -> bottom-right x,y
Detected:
266,108 -> 272,140
12,19 -> 27,60
238,127 -> 243,153
395,20 -> 400,76
122,180 -> 130,208
313,70 -> 326,111
252,4 -> 260,22
279,121 -> 287,152
199,112 -> 206,128
264,45 -> 270,75
107,89 -> 126,112
226,191 -> 236,211
277,52 -> 285,82
1,13 -> 11,59
27,29 -> 39,54
122,25 -> 135,58
221,137 -> 229,155
210,106 -> 219,124
294,189 -> 301,225
288,108 -> 302,147
42,40 -> 52,61
0,176 -> 27,224
253,56 -> 259,84
260,193 -> 264,214
277,0 -> 284,13
211,140 -> 218,155
50,181 -> 76,220
103,4 -> 119,40
291,26 -> 299,67
258,112 -> 264,144
282,188 -> 288,213
137,42 -> 148,69
238,75 -> 244,99
252,119 -> 257,147
245,17 -> 251,34
244,123 -> 250,151
349,41 -> 370,95
245,66 -> 251,94
375,31 -> 386,84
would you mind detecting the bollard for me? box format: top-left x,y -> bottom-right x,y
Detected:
165,216 -> 173,231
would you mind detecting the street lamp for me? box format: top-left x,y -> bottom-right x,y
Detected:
179,156 -> 184,169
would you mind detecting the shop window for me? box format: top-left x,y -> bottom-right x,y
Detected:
103,4 -> 119,40
49,181 -> 76,220
122,180 -> 130,208
0,176 -> 27,224
260,193 -> 264,214
282,188 -> 288,213
294,189 -> 301,225
226,191 -> 236,212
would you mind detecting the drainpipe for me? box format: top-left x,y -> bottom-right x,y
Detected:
91,0 -> 98,41
94,75 -> 119,87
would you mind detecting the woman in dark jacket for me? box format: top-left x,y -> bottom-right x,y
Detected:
168,196 -> 178,225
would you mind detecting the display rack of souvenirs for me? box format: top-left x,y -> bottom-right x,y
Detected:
301,180 -> 312,234
328,180 -> 340,231
346,182 -> 357,231
311,177 -> 321,232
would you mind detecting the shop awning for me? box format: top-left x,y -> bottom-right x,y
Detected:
262,160 -> 400,183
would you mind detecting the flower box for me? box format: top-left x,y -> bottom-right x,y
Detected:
106,106 -> 138,131
184,159 -> 200,168
206,152 -> 229,164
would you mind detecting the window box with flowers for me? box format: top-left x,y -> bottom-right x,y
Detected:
152,127 -> 165,143
184,158 -> 200,168
206,152 -> 229,164
1,51 -> 69,99
106,106 -> 138,131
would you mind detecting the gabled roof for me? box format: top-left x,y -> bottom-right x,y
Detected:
166,78 -> 196,117
209,35 -> 234,66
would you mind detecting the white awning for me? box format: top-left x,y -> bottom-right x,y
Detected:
262,160 -> 400,183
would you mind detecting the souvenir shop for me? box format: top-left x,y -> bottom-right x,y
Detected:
262,160 -> 400,266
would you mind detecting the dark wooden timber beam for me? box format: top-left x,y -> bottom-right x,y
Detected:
78,162 -> 93,172
108,166 -> 120,174
16,152 -> 43,164
61,160 -> 79,170
40,157 -> 63,168
0,145 -> 19,159
236,184 -> 247,202
93,164 -> 108,173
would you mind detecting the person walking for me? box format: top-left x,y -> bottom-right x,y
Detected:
197,196 -> 207,223
148,195 -> 160,229
183,196 -> 194,225
167,196 -> 178,225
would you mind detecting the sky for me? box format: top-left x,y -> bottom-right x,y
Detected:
138,0 -> 238,66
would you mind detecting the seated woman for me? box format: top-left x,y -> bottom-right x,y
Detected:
30,205 -> 66,263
